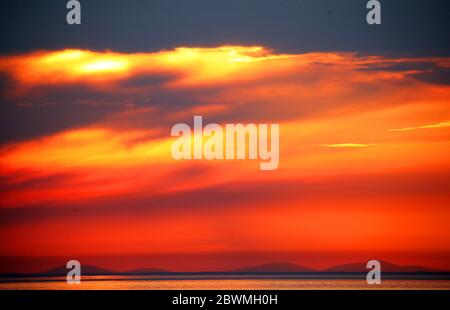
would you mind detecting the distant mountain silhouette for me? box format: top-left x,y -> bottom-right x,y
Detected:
123,268 -> 169,275
38,265 -> 116,276
325,260 -> 441,273
230,262 -> 315,273
36,266 -> 170,276
1,260 -> 447,278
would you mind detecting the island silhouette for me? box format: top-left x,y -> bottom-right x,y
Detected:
1,260 -> 448,279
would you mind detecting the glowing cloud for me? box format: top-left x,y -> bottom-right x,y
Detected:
389,121 -> 450,132
320,143 -> 374,148
0,46 -> 449,271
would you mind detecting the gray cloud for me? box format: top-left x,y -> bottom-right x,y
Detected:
0,0 -> 449,56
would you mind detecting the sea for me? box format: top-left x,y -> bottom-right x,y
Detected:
1,275 -> 449,290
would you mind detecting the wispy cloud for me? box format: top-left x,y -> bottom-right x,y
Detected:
388,121 -> 450,132
320,143 -> 374,148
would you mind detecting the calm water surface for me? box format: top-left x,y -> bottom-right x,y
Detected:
1,276 -> 449,290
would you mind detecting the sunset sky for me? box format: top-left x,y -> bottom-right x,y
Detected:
0,0 -> 449,273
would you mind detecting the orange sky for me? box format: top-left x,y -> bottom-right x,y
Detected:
0,46 -> 449,273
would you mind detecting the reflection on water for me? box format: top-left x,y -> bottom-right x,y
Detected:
0,276 -> 450,290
